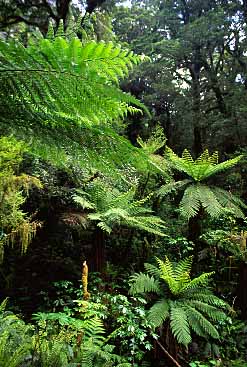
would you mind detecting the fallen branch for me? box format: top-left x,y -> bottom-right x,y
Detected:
155,339 -> 182,367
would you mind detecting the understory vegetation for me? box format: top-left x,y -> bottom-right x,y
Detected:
0,1 -> 247,366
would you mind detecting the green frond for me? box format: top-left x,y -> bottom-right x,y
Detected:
202,154 -> 243,180
124,215 -> 166,236
170,305 -> 192,347
212,187 -> 246,218
182,149 -> 194,163
0,37 -> 147,124
186,310 -> 208,338
166,147 -> 242,182
173,257 -> 192,290
157,179 -> 191,197
148,299 -> 170,327
181,272 -> 214,293
144,262 -> 161,278
80,180 -> 166,236
185,306 -> 220,339
0,298 -> 9,313
0,331 -> 31,367
38,338 -> 69,367
187,300 -> 227,322
0,34 -> 154,183
137,124 -> 166,154
129,256 -> 228,347
173,256 -> 193,279
165,147 -> 193,177
186,290 -> 229,310
82,317 -> 106,345
196,184 -> 224,218
156,256 -> 174,279
73,191 -> 96,210
179,185 -> 201,219
129,273 -> 161,295
155,257 -> 185,294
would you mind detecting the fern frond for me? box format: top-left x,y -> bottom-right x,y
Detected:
185,306 -> 219,339
73,191 -> 96,210
202,155 -> 243,180
0,37 -> 147,125
0,331 -> 31,367
148,299 -> 170,327
0,298 -> 9,313
196,184 -> 224,218
173,256 -> 193,279
81,180 -> 166,236
82,317 -> 106,345
0,34 -> 155,183
179,185 -> 201,219
157,179 -> 191,197
182,149 -> 194,163
129,273 -> 161,295
185,290 -> 229,309
186,310 -> 207,338
170,305 -> 192,347
166,147 -> 242,182
181,272 -> 214,293
144,262 -> 161,278
212,187 -> 246,218
137,124 -> 166,154
187,300 -> 227,322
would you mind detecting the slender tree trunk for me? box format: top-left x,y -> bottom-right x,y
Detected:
236,261 -> 247,319
93,227 -> 105,272
189,57 -> 203,156
188,209 -> 204,270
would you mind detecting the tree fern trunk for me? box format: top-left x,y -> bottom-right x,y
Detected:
93,227 -> 105,272
188,209 -> 204,270
236,261 -> 247,319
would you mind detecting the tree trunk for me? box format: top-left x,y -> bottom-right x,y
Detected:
236,261 -> 247,319
188,209 -> 204,270
93,227 -> 105,272
189,55 -> 203,156
56,0 -> 71,29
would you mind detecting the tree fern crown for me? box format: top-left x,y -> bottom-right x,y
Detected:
158,148 -> 245,220
129,256 -> 229,347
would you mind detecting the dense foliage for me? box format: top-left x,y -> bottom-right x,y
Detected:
0,1 -> 247,366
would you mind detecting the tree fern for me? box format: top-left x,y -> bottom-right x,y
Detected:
129,256 -> 229,348
166,147 -> 242,182
158,147 -> 245,220
73,179 -> 166,236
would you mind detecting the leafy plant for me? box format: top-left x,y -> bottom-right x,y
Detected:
158,148 -> 246,220
0,298 -> 33,367
129,256 -> 229,348
189,361 -> 219,367
0,136 -> 42,260
0,26 -> 156,183
73,178 -> 166,235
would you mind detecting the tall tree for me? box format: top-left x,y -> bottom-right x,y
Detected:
112,0 -> 247,155
0,0 -> 108,34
